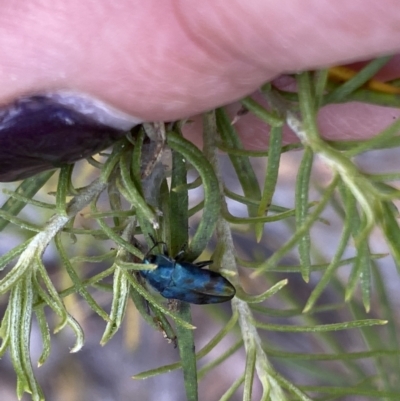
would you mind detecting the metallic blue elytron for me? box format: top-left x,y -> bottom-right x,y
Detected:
140,248 -> 236,305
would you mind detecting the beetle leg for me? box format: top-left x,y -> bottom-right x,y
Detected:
194,260 -> 213,269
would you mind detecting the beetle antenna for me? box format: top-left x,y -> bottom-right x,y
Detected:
175,242 -> 188,261
144,234 -> 168,260
148,234 -> 157,246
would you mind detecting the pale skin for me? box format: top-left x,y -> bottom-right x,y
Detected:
1,0 -> 400,148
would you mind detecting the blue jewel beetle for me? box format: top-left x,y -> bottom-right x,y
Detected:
140,242 -> 236,305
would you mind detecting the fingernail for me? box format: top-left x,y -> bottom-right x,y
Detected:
0,92 -> 142,182
44,90 -> 143,131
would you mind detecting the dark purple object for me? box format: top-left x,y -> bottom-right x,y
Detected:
0,95 -> 128,182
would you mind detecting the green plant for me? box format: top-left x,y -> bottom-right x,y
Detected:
1,57 -> 400,401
